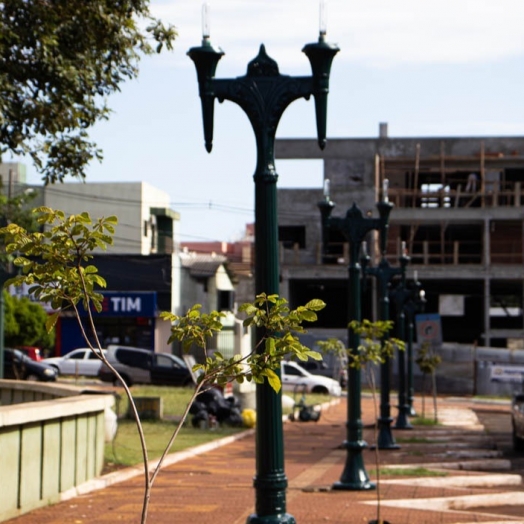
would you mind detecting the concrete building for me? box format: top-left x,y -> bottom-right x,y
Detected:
275,126 -> 524,348
33,181 -> 179,256
181,222 -> 255,308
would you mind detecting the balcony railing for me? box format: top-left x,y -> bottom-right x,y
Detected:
387,182 -> 524,209
279,240 -> 522,266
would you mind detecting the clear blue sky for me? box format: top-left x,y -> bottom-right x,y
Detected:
17,0 -> 524,242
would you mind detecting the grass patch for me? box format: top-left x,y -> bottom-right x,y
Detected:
407,450 -> 425,456
370,467 -> 448,477
473,394 -> 511,401
411,417 -> 440,426
395,436 -> 431,444
113,385 -> 195,418
107,385 -> 243,468
106,419 -> 244,467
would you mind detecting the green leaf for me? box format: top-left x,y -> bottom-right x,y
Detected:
46,312 -> 60,332
304,299 -> 326,311
265,368 -> 281,393
304,351 -> 323,361
265,337 -> 276,355
298,309 -> 317,322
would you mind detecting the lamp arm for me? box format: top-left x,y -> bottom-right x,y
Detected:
187,42 -> 225,153
302,37 -> 339,150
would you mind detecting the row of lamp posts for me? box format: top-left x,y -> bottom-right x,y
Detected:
318,182 -> 426,486
188,4 -> 425,520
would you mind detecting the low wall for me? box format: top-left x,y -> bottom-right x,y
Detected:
0,380 -> 115,522
362,343 -> 524,398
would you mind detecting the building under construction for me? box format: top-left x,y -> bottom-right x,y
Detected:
275,126 -> 524,348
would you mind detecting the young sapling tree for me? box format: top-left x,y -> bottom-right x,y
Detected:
415,341 -> 442,423
323,319 -> 404,524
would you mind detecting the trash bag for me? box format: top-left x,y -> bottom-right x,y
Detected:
191,387 -> 244,428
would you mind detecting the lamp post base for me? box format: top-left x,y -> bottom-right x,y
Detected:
246,513 -> 296,524
332,440 -> 376,491
376,416 -> 400,450
394,405 -> 413,430
332,478 -> 376,491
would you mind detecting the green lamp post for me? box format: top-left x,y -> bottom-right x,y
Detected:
188,12 -> 338,523
389,249 -> 413,430
360,239 -> 408,445
318,191 -> 392,490
403,275 -> 426,416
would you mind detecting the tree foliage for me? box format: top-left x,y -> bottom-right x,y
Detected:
162,294 -> 325,393
0,0 -> 177,183
4,291 -> 55,349
2,206 -> 115,315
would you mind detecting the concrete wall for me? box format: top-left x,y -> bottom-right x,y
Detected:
0,381 -> 114,522
371,343 -> 524,398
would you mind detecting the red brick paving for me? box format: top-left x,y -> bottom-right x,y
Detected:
5,396 -> 522,524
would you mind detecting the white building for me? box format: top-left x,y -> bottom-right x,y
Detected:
35,181 -> 179,256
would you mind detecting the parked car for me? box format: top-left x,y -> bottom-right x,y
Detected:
281,361 -> 342,396
17,346 -> 43,362
511,393 -> 524,451
295,335 -> 348,387
4,348 -> 57,382
98,346 -> 193,387
43,348 -> 107,377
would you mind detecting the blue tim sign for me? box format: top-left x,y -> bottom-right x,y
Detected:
78,291 -> 157,317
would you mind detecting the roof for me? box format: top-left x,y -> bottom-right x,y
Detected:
180,252 -> 228,278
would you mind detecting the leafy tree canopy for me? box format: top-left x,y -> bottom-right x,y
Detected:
0,1 -> 177,183
4,291 -> 55,350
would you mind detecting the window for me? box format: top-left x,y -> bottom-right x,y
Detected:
156,354 -> 174,368
218,290 -> 233,311
116,349 -> 151,368
421,183 -> 450,208
279,226 -> 306,249
283,363 -> 304,376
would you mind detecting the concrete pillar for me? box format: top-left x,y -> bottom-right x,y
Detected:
483,219 -> 490,267
484,277 -> 490,347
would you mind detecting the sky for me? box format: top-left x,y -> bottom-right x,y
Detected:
14,0 -> 524,243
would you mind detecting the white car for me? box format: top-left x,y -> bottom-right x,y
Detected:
43,348 -> 106,377
281,361 -> 342,396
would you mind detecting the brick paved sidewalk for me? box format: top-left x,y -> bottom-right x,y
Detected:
5,396 -> 524,524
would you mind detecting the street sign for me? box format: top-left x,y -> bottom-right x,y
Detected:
415,313 -> 442,345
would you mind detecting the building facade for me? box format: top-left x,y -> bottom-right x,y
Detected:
275,128 -> 524,348
2,175 -> 236,356
32,181 -> 179,256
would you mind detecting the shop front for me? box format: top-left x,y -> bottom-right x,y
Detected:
57,291 -> 157,355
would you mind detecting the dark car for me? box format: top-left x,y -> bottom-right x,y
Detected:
512,393 -> 524,451
4,348 -> 57,381
98,346 -> 193,387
